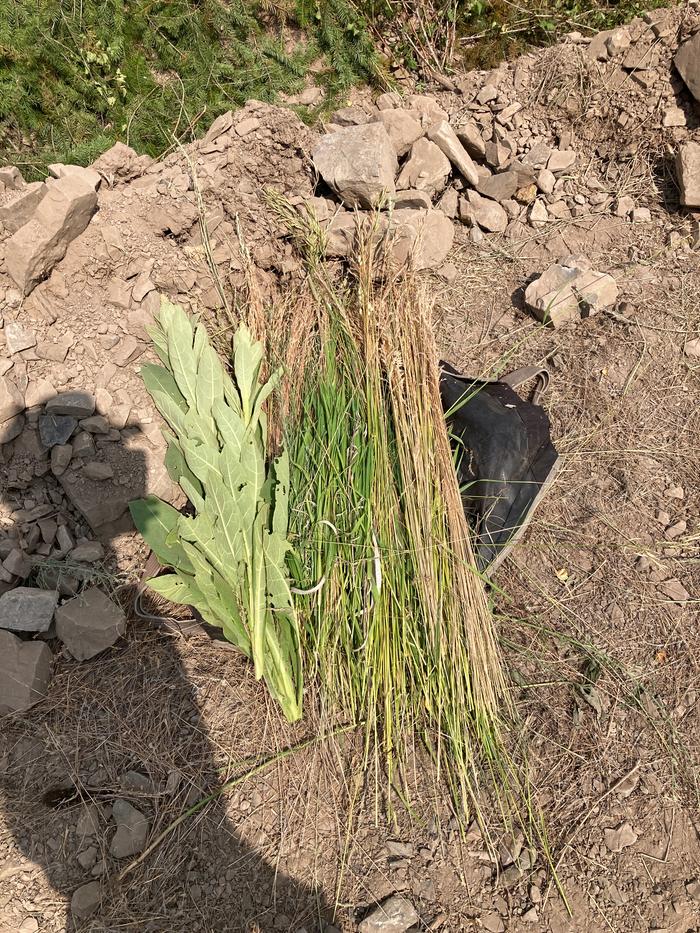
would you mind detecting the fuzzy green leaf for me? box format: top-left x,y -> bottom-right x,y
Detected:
129,496 -> 193,572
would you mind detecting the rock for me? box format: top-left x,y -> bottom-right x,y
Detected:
4,322 -> 36,354
547,150 -> 577,174
47,163 -> 101,191
70,881 -> 102,920
405,94 -> 447,125
2,548 -> 32,579
45,391 -> 96,418
605,27 -> 631,55
386,209 -> 455,271
25,378 -> 56,408
0,375 -> 24,426
1,412 -> 25,444
83,461 -> 114,481
79,415 -> 110,434
77,846 -> 98,870
0,587 -> 58,632
604,821 -> 637,853
391,189 -> 433,211
522,907 -> 539,923
614,195 -> 635,218
623,43 -> 657,71
657,578 -> 690,602
476,171 -> 519,203
0,165 -> 24,189
323,212 -> 357,258
376,92 -> 401,110
235,116 -> 261,136
684,338 -> 700,357
463,190 -> 507,233
476,84 -> 498,105
481,912 -> 505,933
55,586 -> 127,660
437,186 -> 459,218
529,200 -> 549,227
312,123 -> 398,208
426,121 -> 479,186
676,142 -> 700,208
373,110 -> 423,157
674,32 -> 700,103
39,413 -> 77,447
524,258 -> 618,327
665,519 -> 687,540
536,169 -> 556,195
72,431 -> 96,458
396,138 -> 450,197
0,181 -> 48,233
455,122 -> 486,159
631,207 -> 651,223
331,107 -> 369,127
358,895 -> 419,933
0,630 -> 52,713
663,107 -> 686,128
50,443 -> 73,477
112,335 -> 143,366
5,174 -> 98,295
110,799 -> 150,858
76,803 -> 102,837
484,141 -> 512,170
70,541 -> 105,562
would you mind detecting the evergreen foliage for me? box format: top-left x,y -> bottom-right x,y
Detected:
0,0 -> 380,178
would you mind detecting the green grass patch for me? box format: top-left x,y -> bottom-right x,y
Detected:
0,0 -> 380,178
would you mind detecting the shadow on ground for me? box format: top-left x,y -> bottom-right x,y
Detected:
0,400 -> 330,932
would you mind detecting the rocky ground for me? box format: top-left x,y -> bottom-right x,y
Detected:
1,4 -> 699,932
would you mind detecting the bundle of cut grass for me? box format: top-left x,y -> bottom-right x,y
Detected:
275,203 -> 512,817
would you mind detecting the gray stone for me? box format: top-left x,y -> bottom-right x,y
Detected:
56,586 -> 126,660
676,142 -> 700,208
524,258 -> 618,327
50,443 -> 73,477
45,391 -> 96,418
0,165 -> 24,189
70,881 -> 102,920
47,163 -> 101,191
39,413 -> 77,447
0,587 -> 58,632
455,122 -> 486,159
391,189 -> 433,211
5,175 -> 98,295
463,190 -> 508,233
372,110 -> 423,157
547,150 -> 577,174
476,171 -> 519,203
0,375 -> 24,425
396,138 -> 450,197
70,541 -> 105,562
675,32 -> 700,103
2,548 -> 31,579
312,123 -> 397,208
1,414 -> 25,445
4,322 -> 36,354
426,120 -> 479,186
358,895 -> 419,933
0,630 -> 52,713
78,415 -> 110,434
110,798 -> 150,858
0,182 -> 47,233
385,208 -> 454,272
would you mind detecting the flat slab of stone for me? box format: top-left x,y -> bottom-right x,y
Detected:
0,587 -> 58,632
372,110 -> 423,157
39,413 -> 77,447
0,376 -> 24,425
0,630 -> 52,713
674,32 -> 700,102
426,120 -> 479,186
110,799 -> 150,858
396,138 -> 450,197
5,174 -> 98,295
312,123 -> 397,208
358,895 -> 419,933
45,391 -> 96,418
524,257 -> 618,327
55,586 -> 126,660
0,181 -> 47,233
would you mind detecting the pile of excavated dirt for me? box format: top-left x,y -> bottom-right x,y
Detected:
0,5 -> 699,932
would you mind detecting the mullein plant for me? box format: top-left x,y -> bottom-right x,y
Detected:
130,299 -> 302,722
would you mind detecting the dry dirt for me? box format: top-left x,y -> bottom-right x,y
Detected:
1,6 -> 699,933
